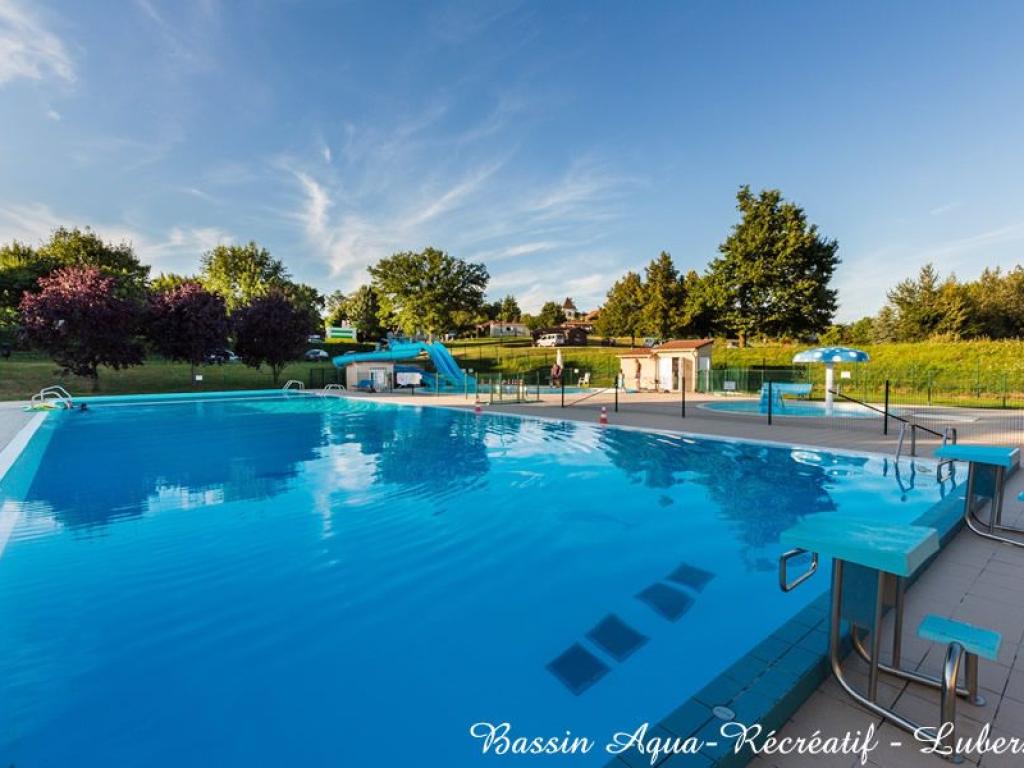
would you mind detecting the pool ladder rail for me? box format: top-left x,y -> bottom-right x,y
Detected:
895,421 -> 958,484
281,380 -> 306,391
31,385 -> 74,410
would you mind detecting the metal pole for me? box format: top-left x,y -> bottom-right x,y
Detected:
561,375 -> 565,408
884,379 -> 890,435
681,375 -> 686,418
614,375 -> 619,412
767,380 -> 773,425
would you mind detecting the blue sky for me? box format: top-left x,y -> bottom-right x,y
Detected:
1,1 -> 1022,319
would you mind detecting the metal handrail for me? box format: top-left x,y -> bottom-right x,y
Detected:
778,548 -> 819,592
828,389 -> 944,439
282,380 -> 305,390
936,426 -> 958,482
31,385 -> 74,409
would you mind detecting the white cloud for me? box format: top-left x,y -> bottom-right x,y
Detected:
0,0 -> 74,85
0,201 -> 233,276
45,106 -> 61,121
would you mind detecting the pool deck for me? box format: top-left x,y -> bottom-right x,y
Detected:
2,391 -> 1022,766
350,390 -> 1024,766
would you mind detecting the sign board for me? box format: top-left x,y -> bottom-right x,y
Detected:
840,370 -> 852,380
723,381 -> 737,391
194,374 -> 203,382
327,326 -> 357,340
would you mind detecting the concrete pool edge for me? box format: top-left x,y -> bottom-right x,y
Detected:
0,411 -> 50,557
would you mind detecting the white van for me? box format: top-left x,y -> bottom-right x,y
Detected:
535,333 -> 566,348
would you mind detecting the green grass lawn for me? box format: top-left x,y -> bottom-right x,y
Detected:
5,338 -> 1023,404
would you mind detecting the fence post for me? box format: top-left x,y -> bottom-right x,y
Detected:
561,376 -> 565,408
614,375 -> 619,412
767,380 -> 773,425
883,379 -> 890,436
681,375 -> 686,418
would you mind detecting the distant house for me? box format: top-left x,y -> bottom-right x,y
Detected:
617,339 -> 713,392
561,297 -> 581,321
478,320 -> 530,338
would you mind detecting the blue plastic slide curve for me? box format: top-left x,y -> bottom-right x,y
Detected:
331,341 -> 475,390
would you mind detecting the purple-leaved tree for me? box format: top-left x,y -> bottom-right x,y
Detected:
19,266 -> 144,390
232,290 -> 318,385
147,281 -> 230,380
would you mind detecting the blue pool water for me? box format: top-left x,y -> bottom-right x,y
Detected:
0,393 -> 945,767
702,399 -> 879,418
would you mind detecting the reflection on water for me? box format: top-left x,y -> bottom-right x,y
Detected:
18,396 -> 901,564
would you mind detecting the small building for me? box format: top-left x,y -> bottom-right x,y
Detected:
617,339 -> 713,392
479,320 -> 531,338
344,360 -> 394,391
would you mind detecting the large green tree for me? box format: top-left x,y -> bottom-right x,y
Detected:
330,285 -> 385,340
37,227 -> 150,296
529,300 -> 566,330
707,186 -> 839,345
640,251 -> 684,339
1,228 -> 149,323
199,242 -> 289,312
368,247 -> 488,338
596,271 -> 645,345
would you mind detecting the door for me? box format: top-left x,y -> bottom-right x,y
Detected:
658,357 -> 674,392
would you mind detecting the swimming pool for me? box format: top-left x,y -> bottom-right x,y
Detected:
701,399 -> 879,418
0,393 -> 947,766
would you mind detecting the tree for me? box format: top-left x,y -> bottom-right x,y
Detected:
0,241 -> 58,329
341,285 -> 385,340
531,300 -> 566,330
640,251 -> 684,339
325,290 -> 347,323
597,271 -> 645,345
680,270 -> 723,339
200,242 -> 289,312
147,282 -> 230,378
36,227 -> 150,297
496,295 -> 522,322
232,291 -> 318,384
707,186 -> 839,345
884,264 -> 972,340
368,247 -> 488,338
19,266 -> 144,389
149,272 -> 193,294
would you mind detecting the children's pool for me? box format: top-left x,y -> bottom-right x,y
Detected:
0,392 -> 946,767
701,399 -> 879,418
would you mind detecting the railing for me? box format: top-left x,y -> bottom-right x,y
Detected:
282,380 -> 305,390
31,385 -> 74,409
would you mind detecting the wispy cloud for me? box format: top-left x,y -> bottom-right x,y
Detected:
928,201 -> 961,217
0,0 -> 74,85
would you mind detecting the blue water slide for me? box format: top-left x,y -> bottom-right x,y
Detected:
332,341 -> 475,390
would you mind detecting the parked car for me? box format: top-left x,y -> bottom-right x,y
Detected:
600,336 -> 617,347
304,349 -> 330,362
206,349 -> 239,364
642,337 -> 661,348
535,333 -> 566,348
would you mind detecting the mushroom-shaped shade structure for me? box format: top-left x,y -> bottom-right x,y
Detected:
792,346 -> 870,415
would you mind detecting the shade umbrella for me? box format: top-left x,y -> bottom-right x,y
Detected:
555,348 -> 564,370
792,346 -> 870,416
